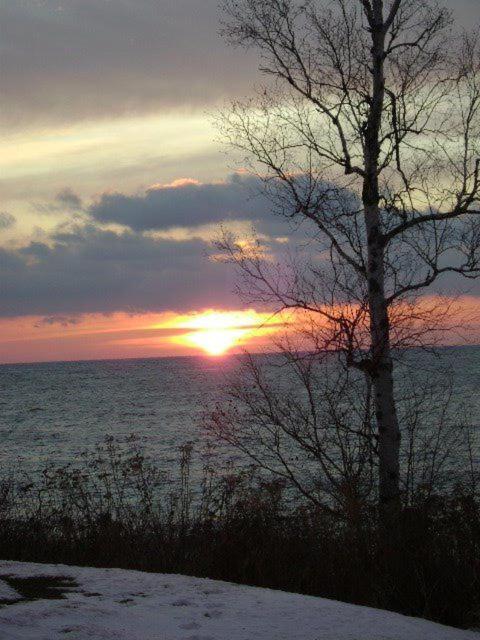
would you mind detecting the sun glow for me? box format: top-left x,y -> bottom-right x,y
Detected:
163,310 -> 281,356
185,327 -> 248,356
180,311 -> 255,356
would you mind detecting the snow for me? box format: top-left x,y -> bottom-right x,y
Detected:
0,561 -> 477,640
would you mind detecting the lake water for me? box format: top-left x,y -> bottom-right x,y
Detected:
1,346 -> 479,476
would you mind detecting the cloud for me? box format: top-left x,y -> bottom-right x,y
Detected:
0,0 -> 258,130
2,168 -> 479,322
0,1 -> 475,131
0,212 -> 16,230
1,213 -> 478,322
0,172 -> 299,321
89,174 -> 273,230
0,224 -> 238,318
56,188 -> 83,211
34,316 -> 82,328
33,188 -> 85,216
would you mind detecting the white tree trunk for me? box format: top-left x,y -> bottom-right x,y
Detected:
364,2 -> 402,515
365,207 -> 401,513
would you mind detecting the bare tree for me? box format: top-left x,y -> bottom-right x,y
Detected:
209,349 -> 378,520
207,322 -> 477,526
216,0 -> 480,519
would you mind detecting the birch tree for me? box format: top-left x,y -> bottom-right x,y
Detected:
217,0 -> 480,518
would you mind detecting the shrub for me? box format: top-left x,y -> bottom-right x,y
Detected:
0,439 -> 478,629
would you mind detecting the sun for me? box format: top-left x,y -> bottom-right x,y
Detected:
185,327 -> 248,356
163,310 -> 277,357
180,311 -> 252,356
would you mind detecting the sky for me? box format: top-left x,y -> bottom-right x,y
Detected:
0,0 -> 479,364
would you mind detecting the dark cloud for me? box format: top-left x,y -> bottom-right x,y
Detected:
34,316 -> 82,328
0,173 -> 297,320
0,213 -> 477,320
56,188 -> 83,211
0,213 -> 15,230
0,224 -> 238,317
89,174 -> 274,231
0,0 -> 258,129
1,1 -> 475,130
34,189 -> 85,216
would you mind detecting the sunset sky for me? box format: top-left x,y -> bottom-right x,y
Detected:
1,0 -> 479,364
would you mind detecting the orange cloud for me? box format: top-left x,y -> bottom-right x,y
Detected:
162,309 -> 284,356
148,178 -> 201,191
0,309 -> 285,364
0,296 -> 478,365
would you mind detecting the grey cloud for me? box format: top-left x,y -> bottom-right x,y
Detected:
56,188 -> 83,211
0,216 -> 477,320
0,224 -> 237,317
0,0 -> 258,129
33,189 -> 85,216
1,1 -> 476,130
35,316 -> 82,328
89,174 -> 275,231
0,212 -> 16,230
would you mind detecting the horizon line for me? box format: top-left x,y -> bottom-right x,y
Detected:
1,342 -> 479,368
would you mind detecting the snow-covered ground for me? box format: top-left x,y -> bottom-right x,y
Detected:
0,561 -> 477,640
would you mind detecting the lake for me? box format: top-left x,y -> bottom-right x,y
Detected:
1,346 -> 479,476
